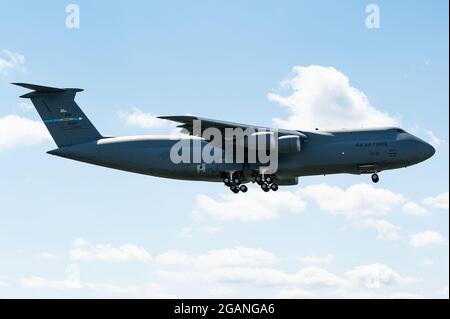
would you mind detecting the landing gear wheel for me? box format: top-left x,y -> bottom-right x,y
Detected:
233,177 -> 241,185
230,184 -> 239,193
264,176 -> 273,184
255,175 -> 263,185
270,183 -> 279,191
371,173 -> 379,183
239,185 -> 248,193
223,177 -> 231,186
261,183 -> 270,192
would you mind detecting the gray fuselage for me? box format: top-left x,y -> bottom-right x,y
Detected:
48,127 -> 435,184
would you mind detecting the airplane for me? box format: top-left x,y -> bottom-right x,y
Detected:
13,83 -> 435,194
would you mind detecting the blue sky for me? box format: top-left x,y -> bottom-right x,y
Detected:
0,0 -> 448,298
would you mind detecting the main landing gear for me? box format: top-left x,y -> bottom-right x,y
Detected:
371,173 -> 379,183
223,172 -> 279,193
223,172 -> 248,194
255,174 -> 278,192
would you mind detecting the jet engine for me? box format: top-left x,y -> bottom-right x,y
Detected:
276,177 -> 299,186
238,133 -> 302,154
278,135 -> 301,154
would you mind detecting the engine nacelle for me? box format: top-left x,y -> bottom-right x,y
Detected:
237,133 -> 301,154
238,132 -> 275,151
276,177 -> 299,186
278,135 -> 301,154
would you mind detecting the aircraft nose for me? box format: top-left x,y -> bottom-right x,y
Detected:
420,140 -> 435,160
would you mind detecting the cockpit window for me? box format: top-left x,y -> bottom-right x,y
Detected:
396,129 -> 405,133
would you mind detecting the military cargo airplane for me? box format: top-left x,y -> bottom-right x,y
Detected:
13,83 -> 435,193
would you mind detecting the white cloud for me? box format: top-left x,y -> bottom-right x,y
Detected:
422,192 -> 449,210
208,286 -> 235,297
118,107 -> 169,129
20,275 -> 81,289
70,238 -> 152,262
25,239 -> 423,298
420,259 -> 434,267
142,282 -> 179,299
388,292 -> 425,299
195,189 -> 306,222
345,264 -> 416,289
0,279 -> 9,287
425,130 -> 444,148
83,282 -> 138,294
212,266 -> 347,287
354,219 -> 400,241
298,183 -> 405,219
0,115 -> 50,151
409,231 -> 446,248
156,247 -> 277,269
293,266 -> 347,287
298,254 -> 334,266
18,102 -> 33,111
197,247 -> 277,269
177,225 -> 221,237
20,275 -> 176,297
195,183 -> 410,223
156,250 -> 194,266
0,49 -> 25,74
277,288 -> 314,298
203,225 -> 222,235
178,226 -> 193,237
346,290 -> 425,299
402,201 -> 428,216
441,286 -> 449,297
37,252 -> 59,260
268,65 -> 399,130
155,248 -> 347,289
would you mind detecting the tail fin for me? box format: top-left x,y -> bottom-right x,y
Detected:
13,83 -> 102,147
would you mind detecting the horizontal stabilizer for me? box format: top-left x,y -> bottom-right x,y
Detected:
12,83 -> 83,98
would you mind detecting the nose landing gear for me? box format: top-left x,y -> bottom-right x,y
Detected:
371,173 -> 379,183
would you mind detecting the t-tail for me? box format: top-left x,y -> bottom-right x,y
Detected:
12,83 -> 102,147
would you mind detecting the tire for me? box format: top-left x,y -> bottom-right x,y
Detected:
371,173 -> 379,183
265,176 -> 273,184
239,185 -> 248,193
270,183 -> 279,191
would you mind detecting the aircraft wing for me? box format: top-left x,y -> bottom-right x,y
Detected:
158,115 -> 307,139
